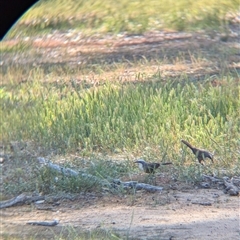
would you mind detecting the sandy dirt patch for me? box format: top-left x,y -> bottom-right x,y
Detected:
1,188 -> 239,239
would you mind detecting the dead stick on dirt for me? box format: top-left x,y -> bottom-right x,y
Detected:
191,201 -> 212,206
231,177 -> 240,186
0,193 -> 78,209
202,174 -> 239,196
223,178 -> 239,196
202,174 -> 222,183
37,157 -> 109,182
112,179 -> 163,193
27,219 -> 59,226
126,182 -> 163,192
0,194 -> 45,209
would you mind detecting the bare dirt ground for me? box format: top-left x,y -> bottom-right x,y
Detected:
1,151 -> 239,239
1,24 -> 240,239
1,25 -> 240,83
1,186 -> 239,239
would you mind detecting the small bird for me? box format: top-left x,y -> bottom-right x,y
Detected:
181,139 -> 214,165
134,159 -> 172,174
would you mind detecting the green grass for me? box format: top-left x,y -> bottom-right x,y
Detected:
1,0 -> 239,197
1,2 -> 239,240
2,69 -> 239,197
1,72 -> 238,150
6,0 -> 239,38
0,41 -> 31,53
1,70 -> 239,166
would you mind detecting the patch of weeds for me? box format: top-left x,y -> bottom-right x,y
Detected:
37,166 -> 102,195
125,209 -> 135,240
35,156 -> 133,195
0,236 -> 35,240
125,188 -> 138,206
175,163 -> 205,183
2,226 -> 122,240
5,0 -> 239,38
86,158 -> 132,180
55,225 -> 122,240
1,72 -> 239,186
0,41 -> 31,53
2,155 -> 39,196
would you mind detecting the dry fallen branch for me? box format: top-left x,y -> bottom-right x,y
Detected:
0,157 -> 165,209
0,193 -> 45,209
35,205 -> 55,211
37,157 -> 116,189
126,182 -> 163,192
37,157 -> 164,193
199,182 -> 211,188
201,174 -> 222,183
112,179 -> 163,193
202,174 -> 239,196
191,201 -> 212,206
0,193 -> 76,209
232,177 -> 240,186
38,157 -> 96,179
223,178 -> 239,196
38,156 -> 113,186
27,219 -> 59,226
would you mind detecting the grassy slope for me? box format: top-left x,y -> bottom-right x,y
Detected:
1,72 -> 239,167
7,0 -> 239,37
1,0 -> 239,198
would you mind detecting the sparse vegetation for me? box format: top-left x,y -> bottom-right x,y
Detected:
1,72 -> 239,157
1,69 -> 239,198
1,0 -> 239,196
5,0 -> 239,38
1,0 -> 240,239
2,226 -> 122,240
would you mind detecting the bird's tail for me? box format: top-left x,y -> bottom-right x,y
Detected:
181,139 -> 194,150
161,162 -> 173,165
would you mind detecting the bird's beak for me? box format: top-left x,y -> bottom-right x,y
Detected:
134,160 -> 141,163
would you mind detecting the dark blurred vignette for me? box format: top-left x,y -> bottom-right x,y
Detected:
0,0 -> 38,39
